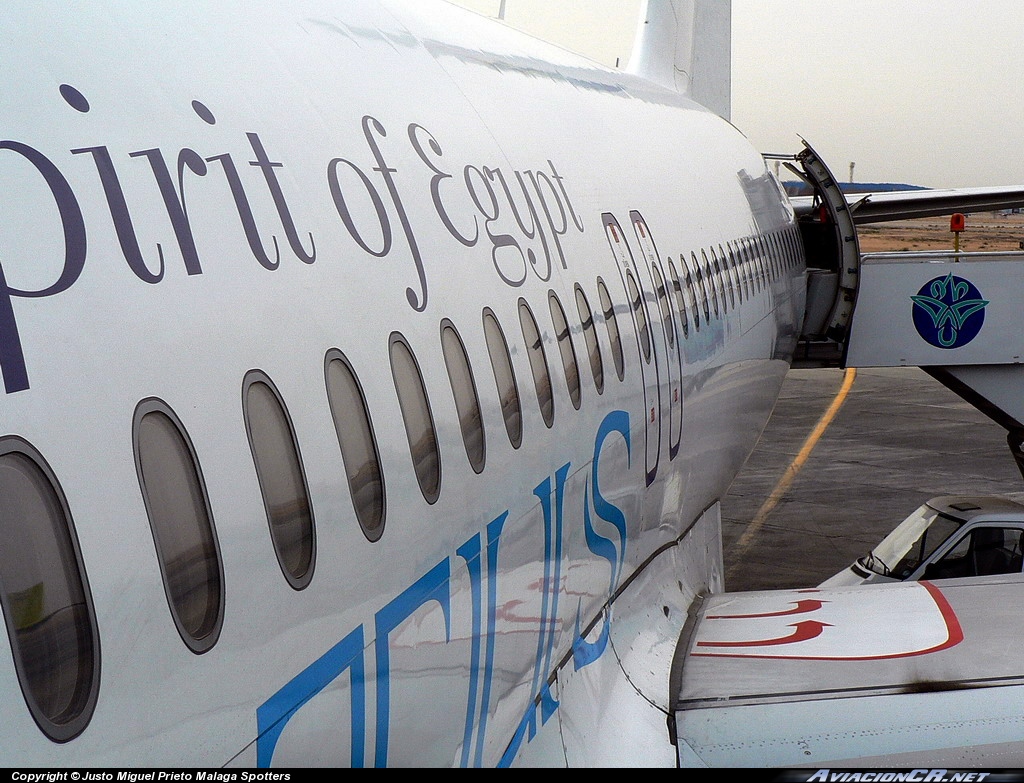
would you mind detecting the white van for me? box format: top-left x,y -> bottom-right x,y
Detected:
821,496 -> 1024,587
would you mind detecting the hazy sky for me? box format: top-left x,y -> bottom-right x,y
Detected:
449,1 -> 1024,188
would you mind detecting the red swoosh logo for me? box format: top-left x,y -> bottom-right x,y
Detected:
696,620 -> 832,648
707,599 -> 826,620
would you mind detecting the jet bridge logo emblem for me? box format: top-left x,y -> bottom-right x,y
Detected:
911,273 -> 989,349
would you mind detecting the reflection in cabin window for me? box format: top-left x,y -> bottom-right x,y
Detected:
134,400 -> 224,654
625,270 -> 651,363
390,334 -> 442,503
691,252 -> 710,322
667,259 -> 689,338
483,309 -> 523,449
725,243 -> 742,305
326,351 -> 386,540
519,299 -> 555,428
575,285 -> 605,394
735,240 -> 750,299
243,373 -> 316,590
681,255 -> 701,331
0,439 -> 100,742
597,279 -> 625,381
711,246 -> 732,312
651,264 -> 675,349
441,321 -> 486,473
549,292 -> 582,410
703,249 -> 720,319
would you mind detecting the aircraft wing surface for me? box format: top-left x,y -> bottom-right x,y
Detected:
791,185 -> 1024,223
674,577 -> 1024,767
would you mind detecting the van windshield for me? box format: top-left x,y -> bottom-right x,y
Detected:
865,506 -> 963,579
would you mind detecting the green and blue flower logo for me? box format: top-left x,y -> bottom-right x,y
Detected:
911,274 -> 989,349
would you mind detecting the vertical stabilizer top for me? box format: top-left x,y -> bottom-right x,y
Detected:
627,0 -> 731,120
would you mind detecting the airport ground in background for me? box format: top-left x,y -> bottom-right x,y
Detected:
722,213 -> 1024,591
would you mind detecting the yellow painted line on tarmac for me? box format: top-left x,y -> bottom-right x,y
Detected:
728,367 -> 858,575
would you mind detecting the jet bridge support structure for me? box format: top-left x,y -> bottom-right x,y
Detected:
787,141 -> 1024,479
845,250 -> 1024,479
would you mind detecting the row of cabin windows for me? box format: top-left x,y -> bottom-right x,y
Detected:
0,227 -> 801,743
0,283 -> 621,742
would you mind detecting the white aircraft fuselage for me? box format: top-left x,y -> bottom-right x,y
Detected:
0,0 -> 805,766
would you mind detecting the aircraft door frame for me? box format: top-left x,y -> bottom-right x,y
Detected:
602,212 -> 661,486
630,210 -> 684,461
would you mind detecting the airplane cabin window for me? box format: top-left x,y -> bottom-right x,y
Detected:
744,241 -> 753,287
133,400 -> 224,655
667,259 -> 689,338
596,279 -> 625,382
0,438 -> 100,742
518,299 -> 555,428
441,321 -> 486,474
761,236 -> 774,279
482,309 -> 523,449
390,334 -> 442,503
712,247 -> 732,312
680,255 -> 701,331
691,252 -> 711,322
651,264 -> 674,349
724,244 -> 742,305
755,239 -> 768,286
575,285 -> 605,394
702,250 -> 720,319
243,373 -> 316,590
743,240 -> 755,296
624,270 -> 651,363
745,238 -> 761,292
326,351 -> 386,541
548,292 -> 582,411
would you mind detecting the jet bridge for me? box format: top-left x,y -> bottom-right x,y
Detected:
788,143 -> 1024,477
846,249 -> 1024,478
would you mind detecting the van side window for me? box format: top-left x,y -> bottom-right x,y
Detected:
441,320 -> 486,474
549,292 -> 582,410
325,351 -> 386,541
519,299 -> 555,428
0,438 -> 100,742
243,372 -> 316,590
390,334 -> 442,504
596,279 -> 625,381
575,285 -> 605,394
482,309 -> 523,449
134,400 -> 224,654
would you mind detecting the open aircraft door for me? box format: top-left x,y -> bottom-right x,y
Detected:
781,143 -> 863,367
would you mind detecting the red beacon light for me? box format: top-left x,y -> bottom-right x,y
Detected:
950,213 -> 966,257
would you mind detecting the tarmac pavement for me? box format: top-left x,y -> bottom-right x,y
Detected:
721,366 -> 1024,591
